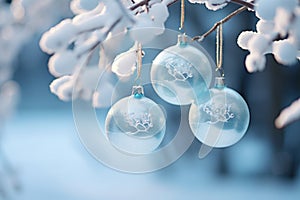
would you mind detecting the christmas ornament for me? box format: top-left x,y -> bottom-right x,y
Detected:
189,24 -> 250,148
150,33 -> 213,105
189,77 -> 250,148
105,43 -> 166,154
150,0 -> 212,105
105,85 -> 166,154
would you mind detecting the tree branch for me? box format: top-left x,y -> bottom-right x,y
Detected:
129,0 -> 150,10
192,6 -> 247,41
231,0 -> 254,10
129,0 -> 255,11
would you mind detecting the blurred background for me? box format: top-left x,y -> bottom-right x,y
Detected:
1,0 -> 300,199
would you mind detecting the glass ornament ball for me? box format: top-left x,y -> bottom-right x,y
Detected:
189,78 -> 250,148
105,86 -> 166,154
151,34 -> 213,105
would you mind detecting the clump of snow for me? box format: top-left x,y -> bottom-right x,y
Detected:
111,43 -> 138,78
275,98 -> 300,128
48,51 -> 78,77
256,20 -> 274,34
273,40 -> 298,65
245,53 -> 266,72
40,19 -> 78,54
188,0 -> 227,11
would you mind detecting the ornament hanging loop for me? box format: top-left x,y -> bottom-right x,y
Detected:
179,0 -> 185,32
216,23 -> 224,77
134,42 -> 143,85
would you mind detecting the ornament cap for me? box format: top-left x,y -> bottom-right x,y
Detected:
214,77 -> 225,89
132,85 -> 144,99
177,33 -> 188,47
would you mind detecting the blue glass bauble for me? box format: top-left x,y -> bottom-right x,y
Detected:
105,86 -> 166,154
189,78 -> 250,148
151,34 -> 213,105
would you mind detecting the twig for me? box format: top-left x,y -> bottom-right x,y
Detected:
231,0 -> 254,10
165,0 -> 181,7
129,0 -> 179,11
129,0 -> 255,11
130,0 -> 150,10
192,6 -> 247,41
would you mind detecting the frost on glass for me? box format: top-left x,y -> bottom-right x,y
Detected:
124,112 -> 153,134
165,57 -> 194,81
202,102 -> 235,124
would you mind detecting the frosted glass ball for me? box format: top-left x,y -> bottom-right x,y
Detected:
189,85 -> 250,148
105,94 -> 166,154
151,35 -> 213,105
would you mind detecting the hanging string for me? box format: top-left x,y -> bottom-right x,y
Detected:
134,42 -> 143,85
179,0 -> 185,31
216,23 -> 224,77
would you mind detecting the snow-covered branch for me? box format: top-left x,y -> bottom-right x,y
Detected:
236,0 -> 300,128
238,0 -> 299,72
189,0 -> 254,11
40,0 -> 169,104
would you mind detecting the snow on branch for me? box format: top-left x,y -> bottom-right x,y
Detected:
189,0 -> 254,11
40,0 -> 169,105
237,0 -> 300,72
236,0 -> 300,128
275,98 -> 300,129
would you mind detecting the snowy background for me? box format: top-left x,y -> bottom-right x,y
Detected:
1,0 -> 300,199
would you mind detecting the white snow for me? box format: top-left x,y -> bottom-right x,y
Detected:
40,19 -> 78,54
111,43 -> 137,78
188,0 -> 227,11
248,34 -> 270,54
275,98 -> 300,128
245,53 -> 266,72
273,40 -> 298,65
256,20 -> 274,34
49,76 -> 73,101
237,31 -> 257,50
48,51 -> 78,77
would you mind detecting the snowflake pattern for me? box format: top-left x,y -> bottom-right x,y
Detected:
165,57 -> 193,81
124,112 -> 153,134
202,103 -> 234,124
